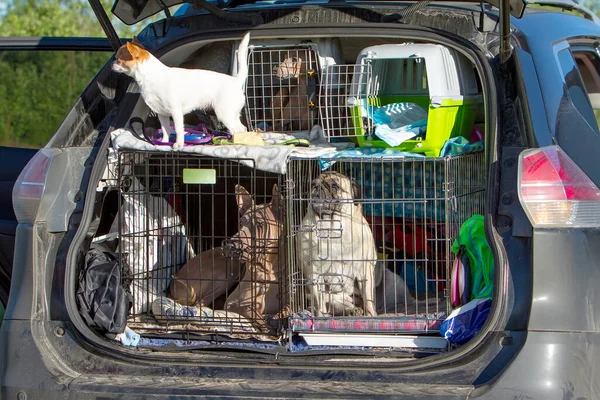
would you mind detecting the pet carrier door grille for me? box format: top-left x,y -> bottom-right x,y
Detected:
319,59 -> 428,140
285,152 -> 485,334
319,63 -> 374,139
117,151 -> 286,338
245,45 -> 321,133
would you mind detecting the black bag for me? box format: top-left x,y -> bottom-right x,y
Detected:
77,246 -> 132,334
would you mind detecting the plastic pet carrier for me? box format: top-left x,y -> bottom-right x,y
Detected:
320,43 -> 482,156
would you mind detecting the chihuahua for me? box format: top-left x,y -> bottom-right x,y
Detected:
112,33 -> 251,149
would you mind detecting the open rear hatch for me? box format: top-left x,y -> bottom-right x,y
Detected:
69,11 -> 503,361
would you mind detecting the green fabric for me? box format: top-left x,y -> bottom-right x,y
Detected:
452,214 -> 494,300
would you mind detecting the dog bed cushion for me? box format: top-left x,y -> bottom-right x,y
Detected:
290,311 -> 446,333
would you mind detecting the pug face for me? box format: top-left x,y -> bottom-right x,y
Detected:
309,171 -> 360,217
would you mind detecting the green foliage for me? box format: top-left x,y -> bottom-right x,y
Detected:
583,0 -> 600,14
0,0 -> 141,37
0,50 -> 111,147
0,0 -> 158,147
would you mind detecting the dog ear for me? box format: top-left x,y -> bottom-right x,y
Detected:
235,184 -> 254,217
126,41 -> 139,57
350,177 -> 361,200
270,184 -> 281,219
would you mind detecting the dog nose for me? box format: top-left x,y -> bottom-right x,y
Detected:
221,239 -> 243,259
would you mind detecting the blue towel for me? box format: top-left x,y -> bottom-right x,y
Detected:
359,102 -> 429,147
439,136 -> 484,157
317,147 -> 425,170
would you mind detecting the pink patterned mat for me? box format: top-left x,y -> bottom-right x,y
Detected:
290,312 -> 446,333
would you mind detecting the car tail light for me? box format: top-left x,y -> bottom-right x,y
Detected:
12,149 -> 53,223
518,145 -> 600,228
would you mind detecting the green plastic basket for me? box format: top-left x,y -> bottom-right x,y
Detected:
351,95 -> 481,157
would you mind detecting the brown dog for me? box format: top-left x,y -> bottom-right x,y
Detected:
168,247 -> 243,308
223,184 -> 283,332
271,56 -> 314,131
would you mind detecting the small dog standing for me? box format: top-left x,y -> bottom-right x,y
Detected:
297,171 -> 377,317
112,33 -> 251,149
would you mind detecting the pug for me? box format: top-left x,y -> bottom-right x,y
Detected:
297,171 -> 377,317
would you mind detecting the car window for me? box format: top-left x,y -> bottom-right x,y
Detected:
550,41 -> 600,188
571,49 -> 600,130
554,46 -> 600,134
0,50 -> 112,148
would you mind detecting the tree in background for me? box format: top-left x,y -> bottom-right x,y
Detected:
0,0 -> 164,147
583,0 -> 600,14
0,0 -> 141,37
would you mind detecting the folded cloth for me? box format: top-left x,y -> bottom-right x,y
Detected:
308,147 -> 425,170
356,102 -> 428,147
151,297 -> 258,333
114,326 -> 141,347
111,128 -> 337,175
371,102 -> 429,129
151,296 -> 213,323
373,122 -> 421,147
439,136 -> 484,157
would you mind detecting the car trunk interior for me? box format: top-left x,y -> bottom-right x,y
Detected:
76,31 -> 494,359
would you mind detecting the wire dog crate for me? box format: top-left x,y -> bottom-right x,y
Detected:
285,152 -> 485,337
116,151 -> 286,338
245,45 -> 321,132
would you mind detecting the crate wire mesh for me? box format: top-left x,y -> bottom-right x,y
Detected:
245,45 -> 321,132
319,63 -> 373,139
319,58 -> 429,140
286,152 -> 485,334
117,151 -> 286,337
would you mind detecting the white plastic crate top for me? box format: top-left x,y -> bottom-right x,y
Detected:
350,43 -> 481,106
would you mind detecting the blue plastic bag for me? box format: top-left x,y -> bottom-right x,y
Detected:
440,298 -> 492,345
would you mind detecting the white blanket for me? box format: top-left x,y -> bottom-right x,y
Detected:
110,126 -> 344,175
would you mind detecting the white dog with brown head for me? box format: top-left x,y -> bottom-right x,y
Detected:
297,171 -> 377,317
112,33 -> 251,149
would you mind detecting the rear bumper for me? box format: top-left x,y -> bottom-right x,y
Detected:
0,321 -> 473,400
1,319 -> 598,399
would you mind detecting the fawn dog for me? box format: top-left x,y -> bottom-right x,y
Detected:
297,171 -> 377,317
271,56 -> 315,131
168,184 -> 281,323
222,184 -> 283,332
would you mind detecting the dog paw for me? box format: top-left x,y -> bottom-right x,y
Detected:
172,141 -> 184,150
